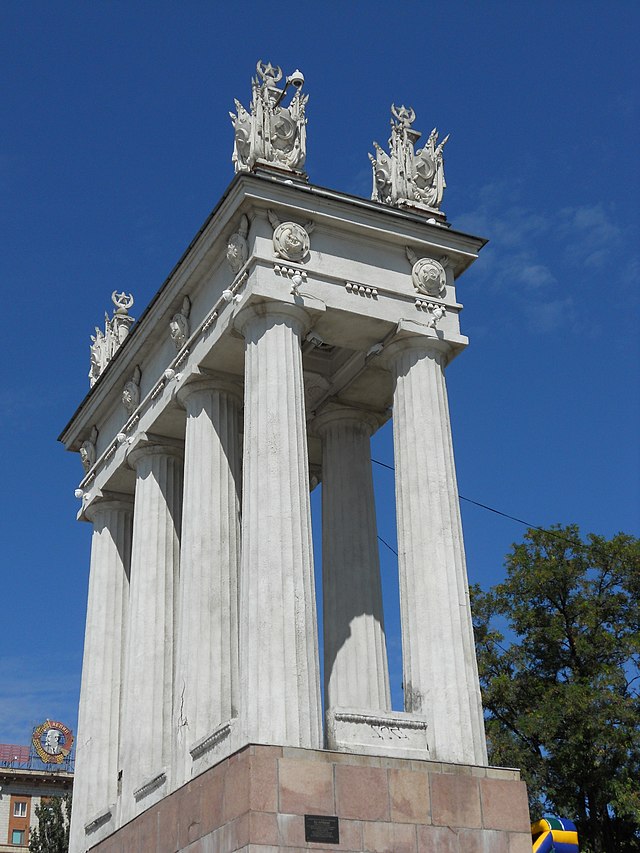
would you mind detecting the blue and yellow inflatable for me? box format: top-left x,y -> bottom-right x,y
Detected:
531,817 -> 579,851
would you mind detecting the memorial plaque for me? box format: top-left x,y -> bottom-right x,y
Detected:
304,814 -> 340,844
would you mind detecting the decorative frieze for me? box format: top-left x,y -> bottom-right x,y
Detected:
345,282 -> 378,298
274,264 -> 307,281
414,300 -> 446,328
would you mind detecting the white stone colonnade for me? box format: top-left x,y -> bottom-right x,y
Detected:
70,306 -> 487,845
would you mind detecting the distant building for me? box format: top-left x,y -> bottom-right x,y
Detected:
0,724 -> 74,850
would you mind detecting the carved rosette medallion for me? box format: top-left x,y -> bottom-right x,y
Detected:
273,222 -> 310,263
411,258 -> 447,298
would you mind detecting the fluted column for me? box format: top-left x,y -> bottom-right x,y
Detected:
315,407 -> 391,715
120,442 -> 183,818
237,302 -> 322,748
173,377 -> 242,785
387,337 -> 487,765
69,496 -> 132,853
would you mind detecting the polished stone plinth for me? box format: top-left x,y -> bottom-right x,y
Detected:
87,744 -> 531,853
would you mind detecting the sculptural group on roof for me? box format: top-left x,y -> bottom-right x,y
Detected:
89,291 -> 135,386
369,104 -> 449,212
230,61 -> 308,175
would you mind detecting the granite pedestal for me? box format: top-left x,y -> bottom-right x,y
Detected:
88,745 -> 531,853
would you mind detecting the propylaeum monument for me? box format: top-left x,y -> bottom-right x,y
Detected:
61,62 -> 532,852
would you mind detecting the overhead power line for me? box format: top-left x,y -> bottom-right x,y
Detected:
371,458 -> 586,553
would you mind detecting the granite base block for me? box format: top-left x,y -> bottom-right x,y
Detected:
89,745 -> 531,852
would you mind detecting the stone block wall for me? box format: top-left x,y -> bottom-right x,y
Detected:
90,745 -> 531,853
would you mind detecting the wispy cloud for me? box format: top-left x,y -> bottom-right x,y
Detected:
525,297 -> 575,333
557,203 -> 623,268
0,654 -> 81,745
455,185 -> 637,336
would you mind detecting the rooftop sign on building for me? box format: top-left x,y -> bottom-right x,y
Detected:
31,720 -> 74,766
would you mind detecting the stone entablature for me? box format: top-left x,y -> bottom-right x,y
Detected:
61,172 -> 483,504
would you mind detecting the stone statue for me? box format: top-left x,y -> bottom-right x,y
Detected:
80,426 -> 98,474
230,61 -> 308,175
122,365 -> 142,415
226,215 -> 250,274
89,292 -> 135,386
369,105 -> 449,213
169,296 -> 191,349
267,210 -> 313,263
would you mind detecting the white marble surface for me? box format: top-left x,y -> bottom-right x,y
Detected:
387,336 -> 487,765
69,497 -> 132,852
316,406 -> 391,717
119,442 -> 183,821
236,302 -> 322,749
172,377 -> 242,787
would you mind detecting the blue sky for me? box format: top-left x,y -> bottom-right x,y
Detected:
1,2 -> 638,744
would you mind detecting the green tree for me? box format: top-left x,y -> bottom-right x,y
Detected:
471,525 -> 640,853
28,794 -> 71,853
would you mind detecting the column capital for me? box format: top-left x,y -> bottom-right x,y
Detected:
79,490 -> 134,524
383,336 -> 448,369
176,369 -> 243,411
126,433 -> 184,470
381,318 -> 468,369
312,404 -> 383,438
83,490 -> 134,523
234,300 -> 312,340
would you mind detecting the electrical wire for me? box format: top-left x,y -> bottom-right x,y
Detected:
371,457 -> 588,553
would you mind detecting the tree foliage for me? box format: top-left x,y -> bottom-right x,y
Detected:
28,794 -> 71,853
471,525 -> 640,853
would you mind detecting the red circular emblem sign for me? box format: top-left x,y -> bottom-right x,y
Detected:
32,720 -> 74,764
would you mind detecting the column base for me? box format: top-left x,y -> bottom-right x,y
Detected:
326,707 -> 429,760
87,745 -> 531,853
